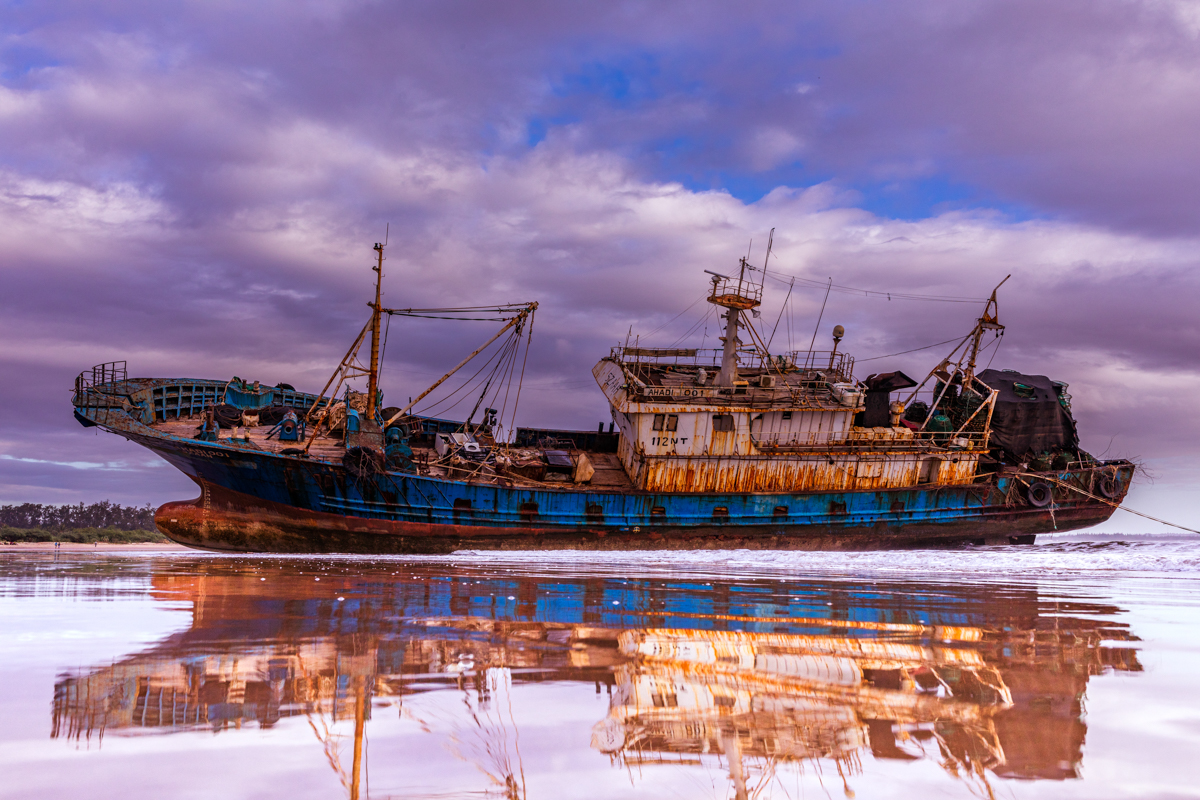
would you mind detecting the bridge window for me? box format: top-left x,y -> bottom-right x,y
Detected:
651,693 -> 678,708
712,415 -> 734,432
666,414 -> 679,432
652,414 -> 665,431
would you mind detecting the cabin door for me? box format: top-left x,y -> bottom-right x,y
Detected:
750,414 -> 763,443
710,414 -> 736,455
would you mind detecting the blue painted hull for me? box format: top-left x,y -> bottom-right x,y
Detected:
136,428 -> 1133,553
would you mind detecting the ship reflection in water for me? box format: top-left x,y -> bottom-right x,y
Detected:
50,559 -> 1141,799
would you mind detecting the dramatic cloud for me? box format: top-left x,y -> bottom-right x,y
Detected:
1,1 -> 1196,528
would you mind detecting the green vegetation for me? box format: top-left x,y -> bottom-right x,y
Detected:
0,501 -> 156,531
0,527 -> 170,544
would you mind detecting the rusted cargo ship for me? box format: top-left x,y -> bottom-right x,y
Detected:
72,242 -> 1133,553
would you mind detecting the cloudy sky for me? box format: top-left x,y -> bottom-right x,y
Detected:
1,1 -> 1197,530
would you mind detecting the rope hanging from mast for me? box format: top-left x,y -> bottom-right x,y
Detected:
381,302 -> 538,430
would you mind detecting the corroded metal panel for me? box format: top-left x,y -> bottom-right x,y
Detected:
632,452 -> 981,493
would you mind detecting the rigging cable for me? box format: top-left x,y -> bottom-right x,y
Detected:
377,313 -> 392,393
426,334 -> 520,417
806,278 -> 833,353
666,305 -> 716,349
761,268 -> 985,304
641,292 -> 709,338
766,277 -> 795,351
984,332 -> 1004,371
856,336 -> 968,363
415,331 -> 519,417
507,310 -> 536,446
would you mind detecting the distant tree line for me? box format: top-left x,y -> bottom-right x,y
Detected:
0,501 -> 156,531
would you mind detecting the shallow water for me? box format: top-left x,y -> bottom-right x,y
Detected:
2,537 -> 1199,799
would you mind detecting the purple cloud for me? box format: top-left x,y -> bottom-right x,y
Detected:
0,1 -> 1196,530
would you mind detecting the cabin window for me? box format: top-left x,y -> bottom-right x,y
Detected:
712,506 -> 729,518
782,411 -> 792,420
585,503 -> 604,519
652,414 -> 666,431
520,501 -> 538,521
650,506 -> 666,517
453,498 -> 472,511
890,501 -> 905,513
830,501 -> 847,515
773,506 -> 789,517
712,414 -> 735,432
666,414 -> 679,432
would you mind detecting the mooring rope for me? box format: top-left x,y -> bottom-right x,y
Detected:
1018,472 -> 1200,535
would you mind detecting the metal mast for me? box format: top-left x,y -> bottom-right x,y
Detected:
707,256 -> 762,387
962,274 -> 1009,387
367,241 -> 384,415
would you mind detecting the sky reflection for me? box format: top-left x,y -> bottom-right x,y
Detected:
2,552 -> 1197,799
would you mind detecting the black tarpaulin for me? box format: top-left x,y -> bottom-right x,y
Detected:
977,369 -> 1078,459
862,371 -> 918,427
864,371 -> 919,393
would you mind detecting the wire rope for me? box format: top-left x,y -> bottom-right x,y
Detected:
761,268 -> 985,304
856,336 -> 967,363
415,331 -> 519,417
640,292 -> 709,338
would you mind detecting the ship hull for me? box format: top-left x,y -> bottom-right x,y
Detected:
155,477 -> 1117,553
75,389 -> 1131,555
142,421 -> 1129,553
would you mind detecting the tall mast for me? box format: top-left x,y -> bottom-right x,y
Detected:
963,274 -> 1009,387
707,255 -> 761,387
367,241 -> 384,415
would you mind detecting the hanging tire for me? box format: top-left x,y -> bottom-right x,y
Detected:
1097,474 -> 1119,499
1027,481 -> 1053,508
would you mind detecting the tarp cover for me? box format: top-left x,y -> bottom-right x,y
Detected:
861,371 -> 917,427
977,369 -> 1078,459
864,371 -> 919,393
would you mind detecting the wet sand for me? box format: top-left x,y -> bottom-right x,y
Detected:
1,540 -> 1197,800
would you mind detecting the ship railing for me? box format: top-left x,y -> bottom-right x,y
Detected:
780,351 -> 855,382
612,347 -> 854,381
73,361 -> 132,408
752,428 -> 990,452
707,276 -> 763,309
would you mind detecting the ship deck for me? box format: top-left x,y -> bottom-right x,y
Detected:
150,417 -> 637,492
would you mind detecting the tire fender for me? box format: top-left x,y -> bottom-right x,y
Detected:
1027,481 -> 1053,508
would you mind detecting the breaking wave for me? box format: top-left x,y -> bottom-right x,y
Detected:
440,534 -> 1200,583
